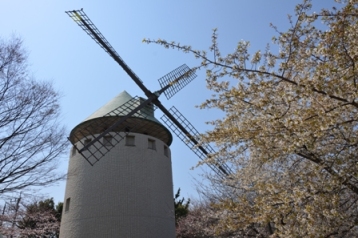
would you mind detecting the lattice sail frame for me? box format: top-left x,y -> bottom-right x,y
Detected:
161,106 -> 234,178
66,9 -> 233,177
65,9 -> 143,83
69,96 -> 165,166
158,64 -> 196,100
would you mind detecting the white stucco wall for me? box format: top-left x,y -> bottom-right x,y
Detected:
60,132 -> 175,238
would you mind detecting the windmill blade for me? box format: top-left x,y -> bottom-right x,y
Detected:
157,64 -> 197,100
65,9 -> 152,97
68,95 -> 165,165
159,106 -> 234,178
65,9 -> 229,177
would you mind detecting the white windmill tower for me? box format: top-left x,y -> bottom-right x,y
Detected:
61,9 -> 233,238
60,91 -> 175,237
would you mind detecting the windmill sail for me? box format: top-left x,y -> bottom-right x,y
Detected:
66,9 -> 233,177
158,64 -> 196,100
65,9 -> 151,95
161,106 -> 233,178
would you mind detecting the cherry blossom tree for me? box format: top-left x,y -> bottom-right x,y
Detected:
0,197 -> 62,238
146,0 -> 358,236
176,203 -> 219,238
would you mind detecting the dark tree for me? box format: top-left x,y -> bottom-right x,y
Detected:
174,188 -> 190,224
0,36 -> 67,195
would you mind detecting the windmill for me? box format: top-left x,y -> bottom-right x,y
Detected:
65,9 -> 233,178
60,9 -> 235,238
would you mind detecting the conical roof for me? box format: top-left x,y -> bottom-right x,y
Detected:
84,90 -> 133,121
84,91 -> 161,125
69,91 -> 172,145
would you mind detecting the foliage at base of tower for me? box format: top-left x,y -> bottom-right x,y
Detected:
176,201 -> 275,238
146,0 -> 358,236
176,203 -> 218,238
0,36 -> 67,195
174,188 -> 190,224
0,197 -> 62,237
175,202 -> 240,238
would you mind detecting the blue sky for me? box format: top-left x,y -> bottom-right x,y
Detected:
0,0 -> 338,203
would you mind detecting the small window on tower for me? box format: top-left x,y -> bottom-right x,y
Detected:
103,135 -> 113,147
148,139 -> 156,150
125,135 -> 135,146
83,138 -> 92,150
71,146 -> 77,156
65,197 -> 71,212
164,146 -> 169,157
